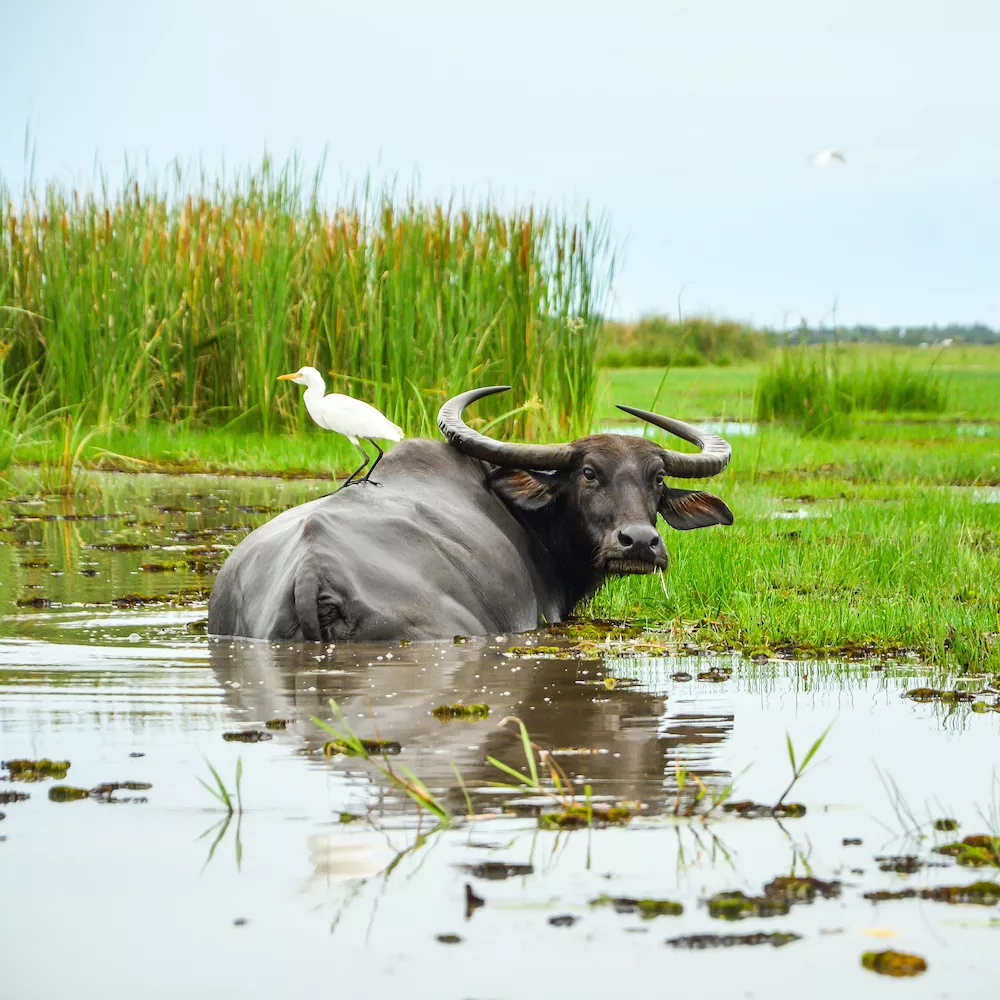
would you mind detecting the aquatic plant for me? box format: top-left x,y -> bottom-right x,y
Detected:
313,699 -> 450,822
861,950 -> 927,977
197,757 -> 244,869
754,346 -> 948,435
775,724 -> 833,808
0,352 -> 54,487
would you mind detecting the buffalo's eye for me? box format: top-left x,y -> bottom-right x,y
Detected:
654,473 -> 664,487
582,467 -> 597,483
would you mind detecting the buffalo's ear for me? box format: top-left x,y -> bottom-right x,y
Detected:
490,469 -> 559,512
659,488 -> 733,530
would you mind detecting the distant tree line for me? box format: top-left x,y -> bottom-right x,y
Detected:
781,323 -> 1000,346
599,316 -> 999,367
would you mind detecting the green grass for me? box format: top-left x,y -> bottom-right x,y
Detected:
601,346 -> 1000,425
0,157 -> 610,443
754,348 -> 949,435
590,479 -> 1000,672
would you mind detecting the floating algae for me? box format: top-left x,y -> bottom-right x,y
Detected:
904,687 -> 975,703
432,703 -> 490,721
49,781 -> 152,803
458,862 -> 533,880
864,881 -> 1000,905
722,800 -> 806,819
265,718 -> 292,730
538,804 -> 631,829
0,791 -> 30,804
591,895 -> 683,918
3,759 -> 70,782
323,738 -> 401,757
861,950 -> 927,977
763,876 -> 841,903
934,835 -> 1000,867
48,786 -> 90,802
707,891 -> 791,921
222,731 -> 273,743
666,932 -> 800,949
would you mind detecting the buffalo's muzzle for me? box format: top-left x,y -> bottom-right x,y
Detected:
604,523 -> 667,574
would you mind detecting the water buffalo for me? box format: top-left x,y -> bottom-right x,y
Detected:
207,386 -> 733,641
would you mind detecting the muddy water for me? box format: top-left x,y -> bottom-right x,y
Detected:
2,475 -> 998,998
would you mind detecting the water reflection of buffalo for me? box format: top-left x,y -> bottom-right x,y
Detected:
208,638 -> 735,814
208,387 -> 733,642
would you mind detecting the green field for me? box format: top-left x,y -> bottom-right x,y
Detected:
2,161 -> 997,673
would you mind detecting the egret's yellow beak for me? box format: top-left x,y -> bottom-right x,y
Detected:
277,372 -> 298,381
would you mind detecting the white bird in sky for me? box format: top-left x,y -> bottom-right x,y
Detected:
813,148 -> 847,168
277,366 -> 404,487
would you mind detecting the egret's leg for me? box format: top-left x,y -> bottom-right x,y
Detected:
340,441 -> 370,489
361,440 -> 385,485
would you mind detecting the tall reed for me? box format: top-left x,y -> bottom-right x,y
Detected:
754,347 -> 948,436
0,159 -> 612,441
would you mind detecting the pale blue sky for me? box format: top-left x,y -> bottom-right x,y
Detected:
2,0 -> 998,327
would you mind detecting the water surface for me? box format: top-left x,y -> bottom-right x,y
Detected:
2,475 -> 997,998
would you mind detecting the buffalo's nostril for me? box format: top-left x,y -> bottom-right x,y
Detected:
617,523 -> 662,556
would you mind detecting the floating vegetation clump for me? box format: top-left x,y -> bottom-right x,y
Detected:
904,687 -> 975,703
49,781 -> 152,804
591,895 -> 683,918
222,731 -> 273,744
432,703 -> 490,721
722,800 -> 807,819
864,881 -> 1000,905
459,862 -> 533,881
48,785 -> 90,802
265,719 -> 292,730
697,667 -> 732,683
934,835 -> 1000,867
0,791 -> 29,804
763,876 -> 841,904
3,758 -> 70,781
139,561 -> 188,573
538,804 -> 631,829
875,855 -> 941,874
861,950 -> 927,977
707,891 -> 791,921
934,817 -> 960,831
323,738 -> 401,758
666,932 -> 800,949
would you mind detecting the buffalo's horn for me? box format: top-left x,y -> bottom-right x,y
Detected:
438,387 -> 574,470
616,405 -> 732,478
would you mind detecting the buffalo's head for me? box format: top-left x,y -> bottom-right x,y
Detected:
438,387 -> 733,578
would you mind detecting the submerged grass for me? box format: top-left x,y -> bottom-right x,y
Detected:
0,158 -> 611,443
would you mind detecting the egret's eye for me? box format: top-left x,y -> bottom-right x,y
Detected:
655,473 -> 664,487
582,467 -> 597,483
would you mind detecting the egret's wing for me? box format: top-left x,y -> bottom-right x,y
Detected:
322,393 -> 404,441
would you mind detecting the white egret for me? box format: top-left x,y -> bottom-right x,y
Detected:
277,366 -> 404,487
813,149 -> 847,168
